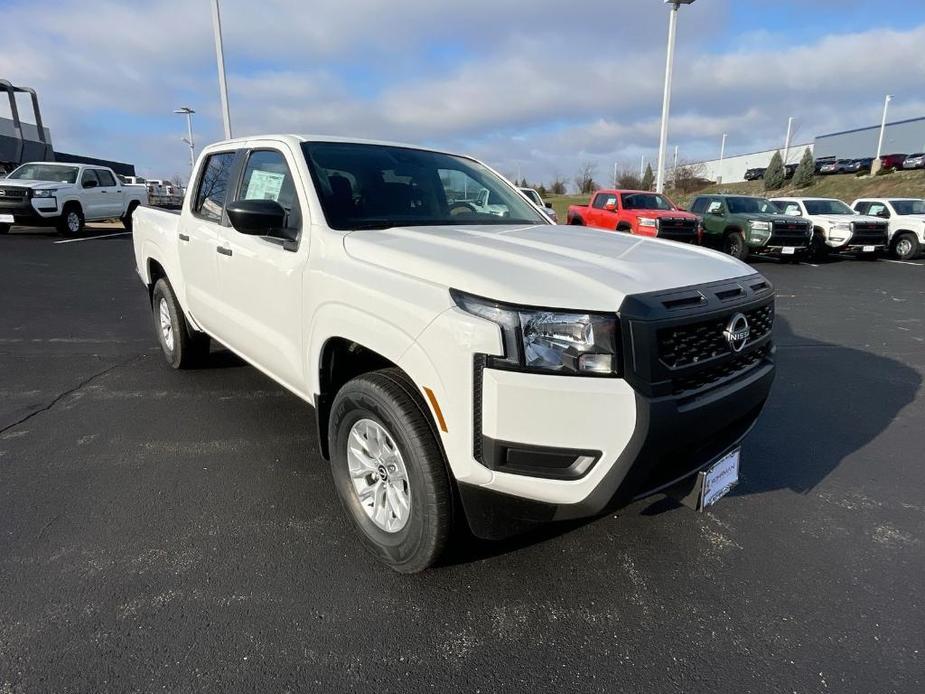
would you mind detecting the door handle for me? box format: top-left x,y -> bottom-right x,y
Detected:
179,233 -> 189,242
216,246 -> 233,256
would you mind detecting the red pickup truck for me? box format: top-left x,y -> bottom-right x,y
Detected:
566,189 -> 701,244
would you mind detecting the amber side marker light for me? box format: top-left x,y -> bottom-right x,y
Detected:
423,387 -> 448,433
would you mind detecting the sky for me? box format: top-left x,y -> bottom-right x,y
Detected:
2,0 -> 925,187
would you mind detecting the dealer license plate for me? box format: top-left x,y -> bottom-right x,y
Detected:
0,214 -> 14,224
701,449 -> 740,509
862,245 -> 875,252
781,246 -> 796,255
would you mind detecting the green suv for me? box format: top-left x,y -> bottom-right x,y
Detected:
690,194 -> 812,262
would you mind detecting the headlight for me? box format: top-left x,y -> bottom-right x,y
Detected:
32,189 -> 58,198
638,217 -> 657,228
829,222 -> 852,232
451,290 -> 619,376
749,221 -> 771,232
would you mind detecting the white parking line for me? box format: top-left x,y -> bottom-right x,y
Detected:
882,259 -> 923,267
53,232 -> 131,244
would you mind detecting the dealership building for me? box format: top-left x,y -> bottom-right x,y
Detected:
695,115 -> 925,184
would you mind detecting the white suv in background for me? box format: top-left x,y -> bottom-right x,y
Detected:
771,197 -> 888,260
851,198 -> 925,260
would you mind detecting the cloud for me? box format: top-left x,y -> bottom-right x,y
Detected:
1,0 -> 923,184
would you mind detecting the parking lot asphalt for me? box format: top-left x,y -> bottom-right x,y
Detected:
1,227 -> 923,693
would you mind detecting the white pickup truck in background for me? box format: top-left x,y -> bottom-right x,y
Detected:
851,198 -> 925,260
771,196 -> 889,260
133,134 -> 776,573
0,161 -> 147,235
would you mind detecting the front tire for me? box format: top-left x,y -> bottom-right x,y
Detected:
151,278 -> 210,369
725,231 -> 749,260
329,368 -> 452,573
893,232 -> 920,260
57,205 -> 84,237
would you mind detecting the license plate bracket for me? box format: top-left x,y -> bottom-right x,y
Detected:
0,214 -> 14,224
862,245 -> 875,252
669,448 -> 740,511
782,246 -> 796,255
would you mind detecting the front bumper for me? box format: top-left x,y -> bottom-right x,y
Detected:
458,276 -> 777,539
0,195 -> 60,225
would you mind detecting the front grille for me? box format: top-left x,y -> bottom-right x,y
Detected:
657,217 -> 698,243
0,186 -> 28,200
850,222 -> 888,245
671,344 -> 771,395
657,303 -> 774,369
769,221 -> 810,246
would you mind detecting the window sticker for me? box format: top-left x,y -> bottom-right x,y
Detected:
245,170 -> 285,201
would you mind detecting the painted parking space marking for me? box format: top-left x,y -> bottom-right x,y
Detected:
882,260 -> 923,267
53,232 -> 131,245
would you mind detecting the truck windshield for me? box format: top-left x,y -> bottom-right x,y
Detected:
726,197 -> 779,214
890,200 -> 925,215
804,199 -> 854,215
7,164 -> 79,184
301,142 -> 548,230
621,193 -> 674,211
520,189 -> 542,205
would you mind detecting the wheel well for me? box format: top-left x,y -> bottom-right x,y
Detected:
315,338 -> 400,460
569,215 -> 584,225
126,200 -> 140,214
616,221 -> 632,232
723,226 -> 743,236
147,259 -> 167,302
62,200 -> 82,214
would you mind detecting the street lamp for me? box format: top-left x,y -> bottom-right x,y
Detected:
875,94 -> 893,163
174,106 -> 196,173
655,0 -> 696,194
211,0 -> 233,139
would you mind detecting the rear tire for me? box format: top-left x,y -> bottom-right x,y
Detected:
725,231 -> 749,261
0,223 -> 10,235
893,232 -> 920,260
151,278 -> 210,369
56,205 -> 84,237
329,368 -> 452,574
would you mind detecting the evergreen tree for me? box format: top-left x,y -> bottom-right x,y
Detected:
641,164 -> 655,191
764,151 -> 786,190
793,148 -> 815,188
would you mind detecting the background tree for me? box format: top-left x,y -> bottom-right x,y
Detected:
763,150 -> 786,191
549,175 -> 567,195
792,148 -> 815,188
616,169 -> 643,189
641,164 -> 654,191
574,162 -> 598,195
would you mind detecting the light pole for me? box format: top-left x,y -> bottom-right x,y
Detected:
174,107 -> 196,173
875,94 -> 893,162
211,0 -> 233,139
719,133 -> 727,164
655,0 -> 696,193
783,116 -> 794,163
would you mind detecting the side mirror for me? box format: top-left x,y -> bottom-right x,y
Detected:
226,199 -> 295,240
876,209 -> 890,218
545,201 -> 553,209
83,179 -> 99,189
604,202 -> 616,212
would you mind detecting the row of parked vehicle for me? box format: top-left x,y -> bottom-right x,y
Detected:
566,188 -> 925,262
744,152 -> 925,180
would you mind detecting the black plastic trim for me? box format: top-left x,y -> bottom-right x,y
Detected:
480,436 -> 600,480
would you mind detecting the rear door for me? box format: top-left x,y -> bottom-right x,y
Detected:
178,149 -> 241,335
93,169 -> 124,218
213,145 -> 308,390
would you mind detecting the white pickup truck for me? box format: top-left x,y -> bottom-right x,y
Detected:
0,161 -> 147,235
133,134 -> 776,572
851,198 -> 925,260
770,197 -> 889,260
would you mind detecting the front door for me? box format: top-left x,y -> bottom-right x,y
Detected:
93,169 -> 124,218
79,169 -> 106,218
214,146 -> 308,391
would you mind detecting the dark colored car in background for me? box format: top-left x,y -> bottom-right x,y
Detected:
846,157 -> 874,174
902,153 -> 925,170
784,163 -> 798,179
819,159 -> 852,175
744,167 -> 766,180
880,153 -> 908,171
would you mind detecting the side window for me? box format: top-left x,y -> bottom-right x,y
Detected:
96,170 -> 117,187
592,194 -> 616,209
853,201 -> 869,214
867,203 -> 889,218
782,203 -> 802,216
194,151 -> 237,222
81,169 -> 100,188
690,197 -> 707,214
237,150 -> 302,231
706,199 -> 724,214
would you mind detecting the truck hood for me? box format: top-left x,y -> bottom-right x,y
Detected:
0,179 -> 72,191
747,213 -> 806,224
813,214 -> 885,225
343,224 -> 752,311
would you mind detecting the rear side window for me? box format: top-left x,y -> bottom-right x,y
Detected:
96,170 -> 117,187
238,150 -> 302,232
592,194 -> 616,209
194,152 -> 237,222
690,197 -> 708,213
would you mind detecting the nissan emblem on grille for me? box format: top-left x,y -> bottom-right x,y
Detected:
723,313 -> 750,353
